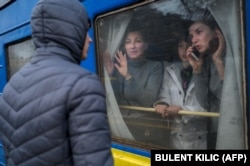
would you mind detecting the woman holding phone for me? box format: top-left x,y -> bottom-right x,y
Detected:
154,35 -> 207,149
186,16 -> 226,149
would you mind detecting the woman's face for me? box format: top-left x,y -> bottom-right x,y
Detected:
178,40 -> 189,62
189,22 -> 217,55
124,31 -> 148,59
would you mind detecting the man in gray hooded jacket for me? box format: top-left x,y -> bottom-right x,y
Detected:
0,0 -> 113,165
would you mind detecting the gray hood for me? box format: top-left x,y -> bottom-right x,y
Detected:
31,0 -> 89,64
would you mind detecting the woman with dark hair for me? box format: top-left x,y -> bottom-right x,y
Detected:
186,16 -> 226,149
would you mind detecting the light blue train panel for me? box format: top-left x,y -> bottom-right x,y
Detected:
0,141 -> 5,166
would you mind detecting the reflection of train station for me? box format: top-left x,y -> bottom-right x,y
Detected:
0,0 -> 249,165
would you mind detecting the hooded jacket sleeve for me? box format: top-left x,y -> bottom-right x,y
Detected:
67,73 -> 113,166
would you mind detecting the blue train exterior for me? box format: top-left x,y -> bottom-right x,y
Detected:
0,0 -> 249,165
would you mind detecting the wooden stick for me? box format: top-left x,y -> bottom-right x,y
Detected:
119,105 -> 220,117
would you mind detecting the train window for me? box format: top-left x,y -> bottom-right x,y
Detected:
96,0 -> 246,149
0,0 -> 13,9
6,39 -> 34,79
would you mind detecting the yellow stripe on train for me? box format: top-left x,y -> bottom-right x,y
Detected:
112,148 -> 150,166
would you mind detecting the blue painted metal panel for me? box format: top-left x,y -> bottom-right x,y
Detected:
0,141 -> 5,166
0,0 -> 37,34
112,142 -> 150,158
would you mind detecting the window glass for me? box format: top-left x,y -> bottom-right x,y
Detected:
0,0 -> 12,8
7,39 -> 34,78
96,0 -> 246,149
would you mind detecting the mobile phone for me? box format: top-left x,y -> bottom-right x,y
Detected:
191,46 -> 200,61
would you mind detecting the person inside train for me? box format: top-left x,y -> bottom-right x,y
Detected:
154,33 -> 207,149
186,13 -> 226,149
0,0 -> 113,165
104,25 -> 165,143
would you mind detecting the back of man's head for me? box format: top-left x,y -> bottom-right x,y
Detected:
31,0 -> 89,63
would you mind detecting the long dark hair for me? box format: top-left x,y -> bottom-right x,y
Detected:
187,10 -> 222,55
188,9 -> 221,31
